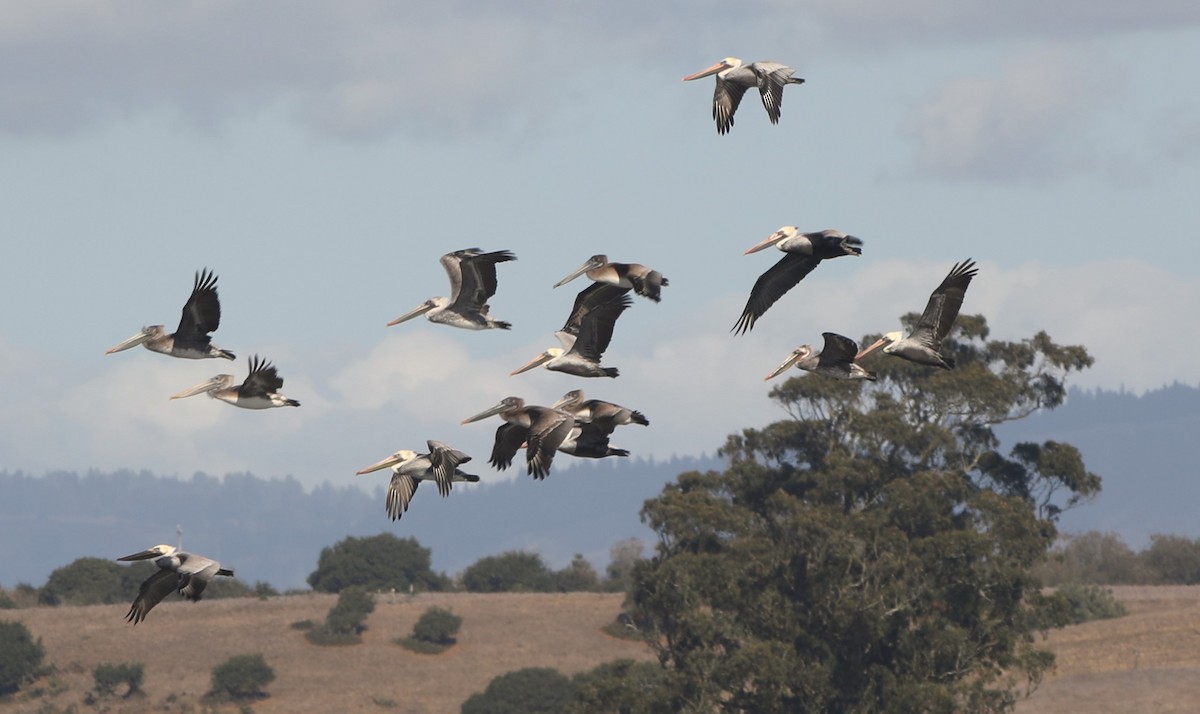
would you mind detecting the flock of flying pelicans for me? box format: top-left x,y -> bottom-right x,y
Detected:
102,57 -> 977,623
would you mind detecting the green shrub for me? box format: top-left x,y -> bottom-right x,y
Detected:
461,552 -> 554,593
305,586 -> 376,646
290,619 -> 316,630
0,620 -> 45,695
397,606 -> 463,654
1055,583 -> 1128,625
412,607 -> 462,645
92,662 -> 144,697
0,591 -> 15,610
1143,534 -> 1200,584
41,557 -> 156,606
307,534 -> 447,593
208,653 -> 275,701
326,586 -> 375,634
461,667 -> 576,714
554,554 -> 599,592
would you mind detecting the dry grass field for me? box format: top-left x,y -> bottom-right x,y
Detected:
3,585 -> 1199,712
1016,585 -> 1200,713
1,591 -> 651,713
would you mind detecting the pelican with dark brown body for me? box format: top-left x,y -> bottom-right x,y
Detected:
512,284 -> 633,379
170,355 -> 300,409
856,260 -> 979,369
356,441 -> 477,521
764,332 -> 876,381
117,544 -> 233,624
388,248 -> 517,330
461,396 -> 575,479
106,268 -> 234,360
733,227 -> 863,335
682,57 -> 805,135
554,254 -> 669,303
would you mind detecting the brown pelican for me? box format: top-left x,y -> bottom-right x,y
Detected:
117,544 -> 233,624
856,259 -> 979,369
388,248 -> 516,330
553,255 -> 669,303
556,423 -> 630,460
551,390 -> 649,431
106,268 -> 235,360
511,284 -> 632,378
764,332 -> 877,381
682,57 -> 805,135
170,355 -> 300,408
461,396 -> 575,479
733,228 -> 863,335
356,441 -> 478,520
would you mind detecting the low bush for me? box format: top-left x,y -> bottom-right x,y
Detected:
207,653 -> 275,702
0,620 -> 45,695
92,662 -> 143,697
1055,583 -> 1128,625
461,667 -> 576,714
397,606 -> 463,654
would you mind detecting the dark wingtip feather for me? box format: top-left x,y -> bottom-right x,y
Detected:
603,368 -> 619,378
631,411 -> 649,426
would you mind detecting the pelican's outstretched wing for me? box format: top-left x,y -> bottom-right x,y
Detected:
912,260 -> 978,350
126,568 -> 178,625
240,355 -> 285,397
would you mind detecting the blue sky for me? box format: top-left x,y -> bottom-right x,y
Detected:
1,1 -> 1197,491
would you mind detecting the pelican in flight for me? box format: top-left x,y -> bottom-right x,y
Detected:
356,441 -> 478,521
682,57 -> 805,135
551,390 -> 649,431
764,332 -> 877,381
733,228 -> 863,335
556,422 -> 630,460
512,284 -> 632,378
856,259 -> 979,369
553,255 -> 669,303
170,355 -> 300,408
388,248 -> 516,330
117,544 -> 233,624
106,268 -> 234,360
462,396 -> 575,479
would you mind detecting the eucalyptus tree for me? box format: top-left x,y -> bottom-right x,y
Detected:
627,315 -> 1098,713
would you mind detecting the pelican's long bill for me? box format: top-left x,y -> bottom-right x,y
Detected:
681,61 -> 729,81
116,548 -> 162,562
552,257 -> 602,289
355,452 -> 406,475
169,377 -> 224,400
105,329 -> 153,354
764,348 -> 805,381
510,351 -> 556,376
461,401 -> 510,425
744,228 -> 790,255
387,301 -> 435,327
855,334 -> 896,361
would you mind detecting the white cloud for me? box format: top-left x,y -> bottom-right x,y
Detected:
903,46 -> 1115,179
1,1 -> 1196,138
1,258 -> 1195,487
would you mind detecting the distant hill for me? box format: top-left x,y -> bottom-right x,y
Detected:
0,455 -> 724,590
998,382 -> 1200,547
3,382 -> 1197,591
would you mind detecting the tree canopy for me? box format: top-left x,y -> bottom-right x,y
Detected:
306,533 -> 445,593
625,317 -> 1099,713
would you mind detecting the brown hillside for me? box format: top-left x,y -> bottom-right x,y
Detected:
4,586 -> 1199,712
1016,585 -> 1200,713
2,591 -> 651,713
